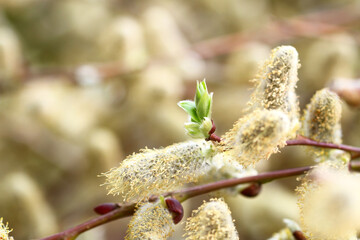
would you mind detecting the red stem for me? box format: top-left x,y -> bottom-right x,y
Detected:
286,136 -> 360,159
39,135 -> 360,240
40,203 -> 135,240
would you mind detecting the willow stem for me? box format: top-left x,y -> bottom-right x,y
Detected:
286,135 -> 360,159
40,160 -> 360,240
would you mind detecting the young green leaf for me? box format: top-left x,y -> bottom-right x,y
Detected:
178,100 -> 201,123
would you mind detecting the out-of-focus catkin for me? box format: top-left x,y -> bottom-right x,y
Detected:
184,198 -> 239,240
301,88 -> 343,162
102,140 -> 213,202
296,162 -> 360,240
220,109 -> 290,167
248,45 -> 300,137
0,218 -> 13,240
126,201 -> 174,240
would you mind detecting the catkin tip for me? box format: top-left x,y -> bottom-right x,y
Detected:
184,198 -> 239,240
126,201 -> 174,240
301,88 -> 343,162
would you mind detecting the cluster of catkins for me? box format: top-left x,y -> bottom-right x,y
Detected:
102,45 -> 360,240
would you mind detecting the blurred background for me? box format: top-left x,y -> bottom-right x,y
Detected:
0,0 -> 359,239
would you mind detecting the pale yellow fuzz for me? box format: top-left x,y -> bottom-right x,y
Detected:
268,228 -> 294,240
102,140 -> 213,202
184,198 -> 239,240
0,218 -> 13,240
198,152 -> 257,196
126,201 -> 174,240
220,109 -> 290,167
301,88 -> 342,161
296,162 -> 360,240
248,45 -> 300,137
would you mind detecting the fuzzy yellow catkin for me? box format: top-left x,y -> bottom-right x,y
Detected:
184,198 -> 239,240
198,152 -> 257,196
126,201 -> 174,240
301,88 -> 342,161
102,140 -> 213,202
220,109 -> 290,167
0,218 -> 13,240
248,45 -> 300,137
296,162 -> 360,240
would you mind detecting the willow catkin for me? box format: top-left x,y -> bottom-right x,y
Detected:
296,161 -> 360,240
301,88 -> 342,162
102,140 -> 213,202
198,152 -> 258,196
248,45 -> 300,136
0,218 -> 13,240
220,109 -> 290,167
184,198 -> 239,240
126,201 -> 174,240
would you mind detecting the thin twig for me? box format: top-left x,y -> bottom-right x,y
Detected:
286,135 -> 360,159
40,203 -> 136,240
37,163 -> 339,240
40,135 -> 360,240
172,165 -> 311,201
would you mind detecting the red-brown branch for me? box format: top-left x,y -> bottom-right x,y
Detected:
286,135 -> 360,159
40,162 -> 360,240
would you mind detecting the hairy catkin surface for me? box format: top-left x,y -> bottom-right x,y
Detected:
184,198 -> 239,240
296,161 -> 360,240
301,88 -> 342,161
126,201 -> 174,240
102,140 -> 212,202
248,45 -> 300,136
0,218 -> 13,240
220,109 -> 290,167
198,152 -> 257,196
302,89 -> 342,143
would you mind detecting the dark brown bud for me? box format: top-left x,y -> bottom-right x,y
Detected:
165,198 -> 184,224
240,183 -> 262,198
293,230 -> 307,240
94,203 -> 120,215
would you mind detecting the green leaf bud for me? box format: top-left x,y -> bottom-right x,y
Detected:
102,140 -> 214,202
195,80 -> 208,107
184,122 -> 204,138
126,201 -> 174,240
178,100 -> 201,123
178,80 -> 214,139
184,198 -> 239,240
199,117 -> 213,137
196,88 -> 213,120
